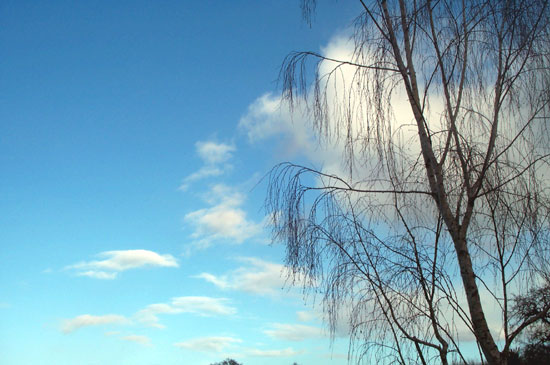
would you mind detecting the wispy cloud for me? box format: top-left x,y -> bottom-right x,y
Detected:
104,331 -> 121,336
196,141 -> 235,164
263,323 -> 325,341
195,257 -> 307,297
181,166 -> 224,186
121,334 -> 152,346
61,314 -> 130,334
179,141 -> 235,190
246,347 -> 302,357
76,270 -> 118,279
184,185 -> 262,250
66,249 -> 178,279
174,336 -> 242,352
136,296 -> 236,328
296,310 -> 318,322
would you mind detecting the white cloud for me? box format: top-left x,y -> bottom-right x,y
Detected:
264,323 -> 325,341
170,296 -> 236,316
239,93 -> 290,141
196,141 -> 235,165
195,257 -> 302,297
186,206 -> 248,240
296,310 -> 317,322
180,166 -> 224,190
61,314 -> 130,334
136,296 -> 236,328
179,141 -> 235,190
121,334 -> 152,346
239,91 -> 354,183
195,272 -> 230,290
238,35 -> 424,185
184,185 -> 262,249
67,249 -> 178,279
76,270 -> 118,279
239,93 -> 316,160
246,347 -> 302,357
174,336 -> 242,352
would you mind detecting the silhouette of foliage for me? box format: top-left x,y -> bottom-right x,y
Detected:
209,359 -> 242,365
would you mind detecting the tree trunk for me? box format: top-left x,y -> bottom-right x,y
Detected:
453,234 -> 502,364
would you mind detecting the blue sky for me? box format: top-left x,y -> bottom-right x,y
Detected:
0,1 -> 364,364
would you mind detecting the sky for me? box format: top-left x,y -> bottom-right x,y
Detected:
0,1 -> 366,364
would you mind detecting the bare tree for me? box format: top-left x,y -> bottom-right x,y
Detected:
267,1 -> 550,364
511,283 -> 550,362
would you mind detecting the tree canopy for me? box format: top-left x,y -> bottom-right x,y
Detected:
209,359 -> 242,365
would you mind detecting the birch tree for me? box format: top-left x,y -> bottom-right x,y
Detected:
267,1 -> 550,364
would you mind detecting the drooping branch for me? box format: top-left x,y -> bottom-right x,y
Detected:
269,1 -> 550,364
